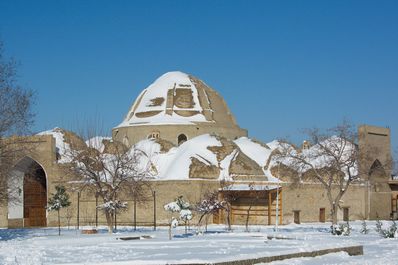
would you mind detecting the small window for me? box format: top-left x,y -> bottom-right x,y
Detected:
148,131 -> 160,140
178,134 -> 187,146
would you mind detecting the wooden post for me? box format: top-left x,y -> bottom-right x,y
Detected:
279,189 -> 283,225
77,191 -> 80,230
134,196 -> 137,231
114,211 -> 117,231
219,191 -> 225,225
153,190 -> 156,231
268,191 -> 272,225
95,193 -> 98,227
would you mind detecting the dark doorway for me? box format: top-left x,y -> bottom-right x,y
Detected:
343,207 -> 349,222
319,208 -> 326,222
177,134 -> 187,145
293,210 -> 300,224
23,160 -> 47,227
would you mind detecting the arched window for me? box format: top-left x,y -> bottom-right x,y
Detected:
178,134 -> 187,146
123,136 -> 130,146
148,131 -> 160,140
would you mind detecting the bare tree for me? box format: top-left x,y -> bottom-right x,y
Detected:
244,182 -> 264,232
0,40 -> 35,204
219,180 -> 238,231
65,207 -> 73,229
65,133 -> 152,233
275,121 -> 360,226
195,190 -> 224,232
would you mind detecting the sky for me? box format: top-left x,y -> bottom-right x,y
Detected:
0,0 -> 397,155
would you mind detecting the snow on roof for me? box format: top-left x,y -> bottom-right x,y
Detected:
117,71 -> 210,127
270,136 -> 358,179
219,149 -> 239,181
40,128 -> 358,182
150,134 -> 221,180
133,135 -> 282,182
86,136 -> 112,152
234,137 -> 272,167
37,128 -> 113,164
234,137 -> 280,182
222,184 -> 280,191
37,128 -> 72,163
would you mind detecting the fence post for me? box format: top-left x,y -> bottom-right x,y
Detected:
77,191 -> 80,230
114,211 -> 117,231
134,196 -> 137,231
95,193 -> 98,227
153,190 -> 156,231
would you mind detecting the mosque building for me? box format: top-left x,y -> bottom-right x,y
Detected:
0,71 -> 394,228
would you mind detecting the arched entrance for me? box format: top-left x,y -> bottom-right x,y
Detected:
8,157 -> 47,227
177,134 -> 187,146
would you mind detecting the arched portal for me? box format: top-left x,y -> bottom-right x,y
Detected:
8,157 -> 47,227
177,134 -> 187,146
369,159 -> 385,176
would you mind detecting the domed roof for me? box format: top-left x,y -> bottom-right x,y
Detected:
117,71 -> 239,127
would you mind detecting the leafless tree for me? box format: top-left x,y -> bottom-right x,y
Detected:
65,207 -> 73,229
65,130 -> 152,233
0,40 -> 35,204
275,121 -> 361,226
194,190 -> 224,232
244,182 -> 264,232
219,180 -> 238,231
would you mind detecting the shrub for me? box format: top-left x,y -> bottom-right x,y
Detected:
360,220 -> 370,234
379,221 -> 397,238
375,219 -> 383,233
331,222 -> 351,236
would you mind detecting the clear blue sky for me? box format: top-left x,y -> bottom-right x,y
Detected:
0,0 -> 397,154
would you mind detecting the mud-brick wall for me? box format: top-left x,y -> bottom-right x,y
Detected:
281,183 -> 366,224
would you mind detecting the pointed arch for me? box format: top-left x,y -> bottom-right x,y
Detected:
8,156 -> 47,227
369,159 -> 386,177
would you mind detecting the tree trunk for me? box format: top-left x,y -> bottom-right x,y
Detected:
326,190 -> 338,225
245,205 -> 253,232
58,209 -> 61,236
226,206 -> 232,231
168,224 -> 172,240
134,197 -> 137,231
105,211 -> 114,234
331,202 -> 338,225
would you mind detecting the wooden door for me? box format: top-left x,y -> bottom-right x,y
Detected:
24,173 -> 47,227
319,208 -> 326,222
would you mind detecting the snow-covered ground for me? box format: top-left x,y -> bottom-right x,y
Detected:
0,221 -> 397,265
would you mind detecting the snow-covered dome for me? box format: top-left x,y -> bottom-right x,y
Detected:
113,71 -> 247,146
117,71 -> 238,126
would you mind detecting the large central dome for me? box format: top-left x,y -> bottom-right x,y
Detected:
120,71 -> 210,125
113,71 -> 247,146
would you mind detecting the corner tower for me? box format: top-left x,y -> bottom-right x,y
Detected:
113,71 -> 247,146
358,125 -> 392,220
